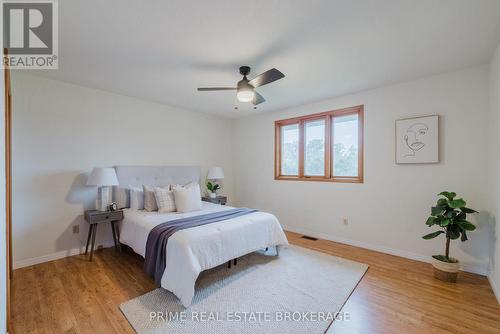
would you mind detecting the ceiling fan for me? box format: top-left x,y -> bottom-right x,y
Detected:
197,66 -> 285,105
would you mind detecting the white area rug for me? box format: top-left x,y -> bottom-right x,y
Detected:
120,245 -> 368,334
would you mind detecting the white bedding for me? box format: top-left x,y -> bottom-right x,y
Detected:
119,202 -> 288,307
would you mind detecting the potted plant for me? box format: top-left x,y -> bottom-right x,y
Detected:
423,191 -> 477,282
206,181 -> 220,199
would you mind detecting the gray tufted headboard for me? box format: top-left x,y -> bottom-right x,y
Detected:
112,165 -> 201,208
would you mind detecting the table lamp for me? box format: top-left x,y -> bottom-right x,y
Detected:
87,167 -> 119,211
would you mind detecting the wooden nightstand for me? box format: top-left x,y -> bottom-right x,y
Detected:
84,209 -> 123,261
202,196 -> 227,205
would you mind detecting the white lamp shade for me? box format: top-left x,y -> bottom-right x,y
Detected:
87,167 -> 119,186
207,167 -> 224,180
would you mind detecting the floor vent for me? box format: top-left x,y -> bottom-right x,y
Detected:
301,235 -> 318,241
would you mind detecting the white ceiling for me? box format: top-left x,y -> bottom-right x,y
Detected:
31,0 -> 500,118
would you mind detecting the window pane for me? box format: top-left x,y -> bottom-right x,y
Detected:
304,119 -> 325,176
333,114 -> 358,176
281,124 -> 299,175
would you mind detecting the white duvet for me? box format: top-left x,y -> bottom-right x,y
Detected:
119,202 -> 288,307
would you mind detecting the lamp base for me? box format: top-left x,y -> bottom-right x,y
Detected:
97,186 -> 111,211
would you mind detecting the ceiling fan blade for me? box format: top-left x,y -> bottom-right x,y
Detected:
248,68 -> 285,88
197,87 -> 236,91
252,92 -> 266,105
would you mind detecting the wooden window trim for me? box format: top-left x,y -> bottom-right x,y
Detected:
275,105 -> 364,183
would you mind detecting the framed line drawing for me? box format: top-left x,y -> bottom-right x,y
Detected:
395,115 -> 439,164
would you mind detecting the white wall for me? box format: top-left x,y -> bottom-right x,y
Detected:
233,66 -> 492,274
488,42 -> 500,302
11,73 -> 234,267
0,66 -> 8,333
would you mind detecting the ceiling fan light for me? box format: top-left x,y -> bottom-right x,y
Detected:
237,89 -> 254,102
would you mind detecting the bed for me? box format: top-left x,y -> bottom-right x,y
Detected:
113,166 -> 288,307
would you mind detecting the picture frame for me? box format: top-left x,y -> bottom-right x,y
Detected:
395,115 -> 439,164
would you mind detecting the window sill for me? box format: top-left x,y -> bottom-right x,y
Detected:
274,175 -> 363,183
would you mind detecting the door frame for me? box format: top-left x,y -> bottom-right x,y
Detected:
4,47 -> 12,334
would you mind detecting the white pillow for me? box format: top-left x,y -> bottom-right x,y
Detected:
172,183 -> 202,213
154,187 -> 176,213
129,186 -> 144,210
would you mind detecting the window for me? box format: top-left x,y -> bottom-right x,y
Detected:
280,124 -> 299,176
333,113 -> 359,177
304,119 -> 325,176
275,105 -> 363,183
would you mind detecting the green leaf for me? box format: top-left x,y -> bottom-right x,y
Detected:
461,231 -> 468,242
449,198 -> 466,208
426,217 -> 437,226
439,218 -> 451,227
422,231 -> 444,239
445,210 -> 457,219
439,191 -> 456,200
433,254 -> 458,263
456,212 -> 466,220
437,198 -> 448,206
460,207 -> 478,214
457,220 -> 476,231
449,226 -> 461,239
431,206 -> 445,216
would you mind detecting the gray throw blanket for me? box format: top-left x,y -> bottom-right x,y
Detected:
144,208 -> 258,285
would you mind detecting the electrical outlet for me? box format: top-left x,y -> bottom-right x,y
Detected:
72,225 -> 79,234
342,218 -> 348,225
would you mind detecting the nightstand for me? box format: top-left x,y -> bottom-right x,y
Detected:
202,196 -> 227,205
84,209 -> 123,261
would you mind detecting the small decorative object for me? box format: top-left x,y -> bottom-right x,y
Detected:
396,115 -> 439,164
109,202 -> 118,211
422,191 -> 477,282
206,167 -> 224,199
87,167 -> 119,211
206,181 -> 220,198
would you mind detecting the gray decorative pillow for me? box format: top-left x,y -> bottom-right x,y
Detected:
129,186 -> 144,210
154,187 -> 176,213
143,185 -> 158,211
114,187 -> 130,209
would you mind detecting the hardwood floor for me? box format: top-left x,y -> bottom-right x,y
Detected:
12,231 -> 500,333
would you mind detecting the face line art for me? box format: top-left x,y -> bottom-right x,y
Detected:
404,123 -> 428,157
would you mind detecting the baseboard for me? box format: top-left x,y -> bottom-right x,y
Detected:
283,225 -> 489,276
488,275 -> 500,305
13,241 -> 116,269
13,247 -> 83,269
